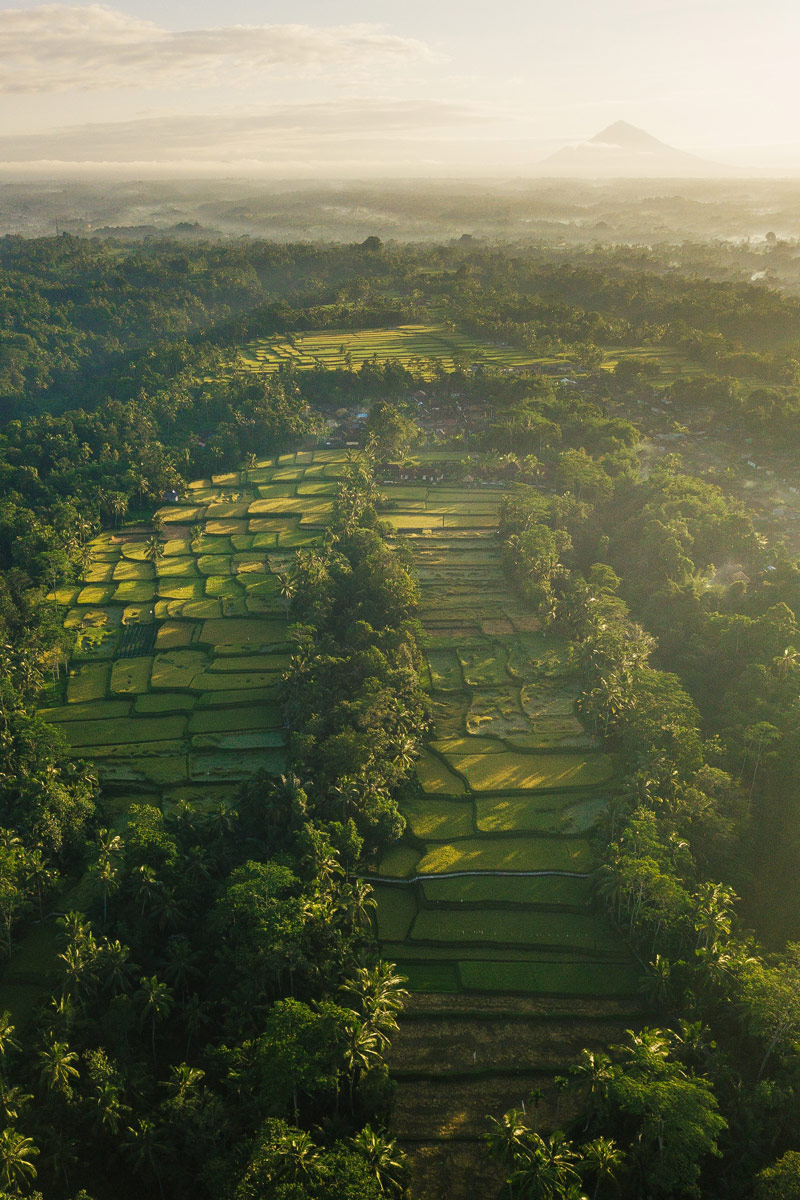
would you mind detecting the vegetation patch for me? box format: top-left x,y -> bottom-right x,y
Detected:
458,646 -> 509,687
415,750 -> 467,795
151,650 -> 208,690
109,656 -> 153,695
448,750 -> 614,792
415,836 -> 593,875
426,650 -> 464,691
376,844 -> 422,879
373,886 -> 419,942
465,687 -> 530,738
155,621 -> 197,650
188,706 -> 284,733
410,908 -> 620,953
458,960 -> 640,997
420,874 -> 591,906
474,793 -> 608,835
66,663 -> 110,703
61,716 -> 188,748
402,794 -> 475,840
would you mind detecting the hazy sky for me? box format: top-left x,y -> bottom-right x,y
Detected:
1,0 -> 799,175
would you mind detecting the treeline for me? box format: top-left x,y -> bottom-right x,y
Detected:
283,450 -> 430,855
491,451 -> 800,1195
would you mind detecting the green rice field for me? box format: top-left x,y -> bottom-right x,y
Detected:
41,449 -> 349,811
42,447 -> 637,1009
237,324 -> 561,377
370,475 -> 638,1000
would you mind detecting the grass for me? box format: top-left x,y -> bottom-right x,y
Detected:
42,700 -> 132,723
458,647 -> 509,688
155,622 -> 197,650
426,650 -> 464,691
409,909 -> 621,953
373,886 -> 419,942
396,962 -> 461,992
110,657 -> 153,695
415,836 -> 593,875
474,794 -> 609,835
59,715 -> 187,747
415,751 -> 468,796
402,795 -> 475,840
188,706 -> 284,733
447,751 -> 614,793
458,960 -> 641,997
151,650 -> 208,690
199,618 -> 287,650
66,663 -> 111,703
377,845 -> 423,879
420,874 -> 591,906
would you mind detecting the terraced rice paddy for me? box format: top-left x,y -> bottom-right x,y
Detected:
367,474 -> 640,1196
238,324 -> 563,377
370,475 -> 634,998
42,449 -> 346,811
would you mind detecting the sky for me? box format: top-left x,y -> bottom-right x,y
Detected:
1,0 -> 799,176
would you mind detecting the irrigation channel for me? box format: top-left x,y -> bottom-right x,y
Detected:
25,448 -> 640,1200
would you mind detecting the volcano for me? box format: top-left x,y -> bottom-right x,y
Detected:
538,121 -> 727,177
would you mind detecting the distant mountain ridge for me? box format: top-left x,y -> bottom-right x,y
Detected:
538,121 -> 730,177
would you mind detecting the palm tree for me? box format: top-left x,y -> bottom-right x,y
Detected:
136,976 -> 173,1060
162,936 -> 201,998
340,963 -> 409,1049
38,1039 -> 80,1097
511,1131 -> 581,1200
92,829 -> 123,928
0,1014 -> 19,1061
350,1125 -> 406,1196
0,1085 -> 31,1125
569,1050 -> 613,1130
581,1137 -> 624,1199
92,1079 -> 126,1136
279,573 -> 296,617
168,1061 -> 204,1096
641,955 -> 674,1008
124,1117 -> 167,1200
144,535 -> 165,569
101,939 -> 138,996
0,1128 -> 39,1193
271,1126 -> 319,1187
109,493 -> 128,527
344,1022 -> 382,1109
485,1108 -> 530,1196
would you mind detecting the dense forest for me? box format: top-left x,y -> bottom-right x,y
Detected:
4,234 -> 800,1198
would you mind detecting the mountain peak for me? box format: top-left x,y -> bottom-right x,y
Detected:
539,121 -> 727,177
589,121 -> 668,150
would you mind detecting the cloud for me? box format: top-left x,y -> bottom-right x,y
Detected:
0,4 -> 437,92
0,101 -> 484,167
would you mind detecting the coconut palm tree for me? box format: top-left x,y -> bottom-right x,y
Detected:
350,1125 -> 406,1196
0,1128 -> 38,1193
511,1131 -> 581,1200
38,1040 -> 79,1098
136,976 -> 173,1060
582,1137 -> 624,1199
124,1117 -> 167,1200
485,1108 -> 530,1196
92,829 -> 123,929
340,963 -> 409,1050
144,535 -> 165,569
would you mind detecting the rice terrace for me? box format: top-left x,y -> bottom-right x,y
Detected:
27,446 -> 640,1196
